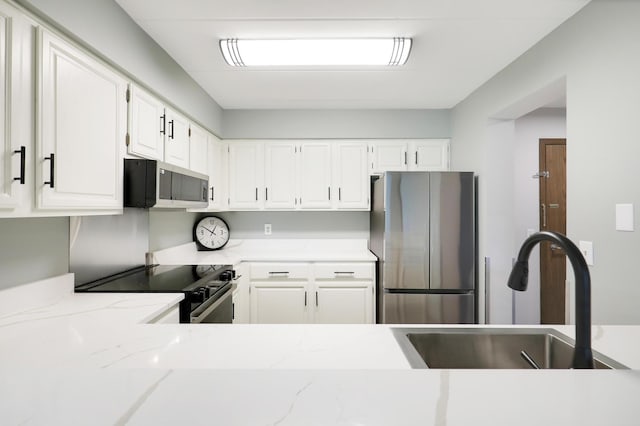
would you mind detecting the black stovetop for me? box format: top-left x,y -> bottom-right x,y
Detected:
74,264 -> 231,293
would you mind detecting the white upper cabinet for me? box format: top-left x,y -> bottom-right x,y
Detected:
298,142 -> 332,209
370,139 -> 450,173
188,123 -> 209,175
228,141 -> 263,209
264,141 -> 297,209
126,84 -> 164,161
0,2 -> 23,209
413,139 -> 450,171
369,141 -> 407,173
163,106 -> 190,169
333,142 -> 369,209
206,136 -> 227,210
37,28 -> 126,210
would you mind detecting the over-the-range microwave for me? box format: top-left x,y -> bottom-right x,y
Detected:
124,159 -> 208,208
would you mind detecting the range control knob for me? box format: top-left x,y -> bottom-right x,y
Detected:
190,288 -> 207,303
219,270 -> 235,281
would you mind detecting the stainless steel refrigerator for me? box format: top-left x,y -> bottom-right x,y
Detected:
369,171 -> 476,324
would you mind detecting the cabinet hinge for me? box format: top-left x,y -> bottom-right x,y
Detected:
125,133 -> 130,146
125,88 -> 130,103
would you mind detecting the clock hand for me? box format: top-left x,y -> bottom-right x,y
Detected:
201,226 -> 214,234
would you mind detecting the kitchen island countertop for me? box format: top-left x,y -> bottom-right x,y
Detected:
1,273 -> 639,425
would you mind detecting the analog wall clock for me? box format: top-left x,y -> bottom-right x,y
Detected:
193,216 -> 230,251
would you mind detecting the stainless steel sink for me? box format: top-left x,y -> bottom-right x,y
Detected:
392,328 -> 627,369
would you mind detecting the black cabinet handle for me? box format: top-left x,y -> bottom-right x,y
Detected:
160,114 -> 166,135
304,291 -> 307,307
404,151 -> 407,165
210,186 -> 215,201
339,187 -> 341,201
315,291 -> 318,307
255,187 -> 258,201
169,120 -> 175,139
328,187 -> 331,200
415,151 -> 418,165
13,146 -> 26,184
44,153 -> 54,188
265,187 -> 268,201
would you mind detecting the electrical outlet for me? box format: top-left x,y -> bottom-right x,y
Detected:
578,240 -> 594,266
264,224 -> 272,235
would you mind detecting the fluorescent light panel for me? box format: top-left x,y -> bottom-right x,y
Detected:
220,38 -> 411,67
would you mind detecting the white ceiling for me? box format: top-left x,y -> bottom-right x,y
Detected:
114,0 -> 589,110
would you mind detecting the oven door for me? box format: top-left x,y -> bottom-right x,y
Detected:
190,284 -> 234,323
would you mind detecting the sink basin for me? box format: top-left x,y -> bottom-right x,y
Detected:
392,328 -> 627,369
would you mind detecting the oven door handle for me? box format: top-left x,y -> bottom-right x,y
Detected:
190,284 -> 234,323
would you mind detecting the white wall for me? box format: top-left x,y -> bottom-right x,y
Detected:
14,0 -> 223,134
0,217 -> 68,290
223,109 -> 450,139
148,211 -> 370,252
513,108 -> 567,324
452,0 -> 640,324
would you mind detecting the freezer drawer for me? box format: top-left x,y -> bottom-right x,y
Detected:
382,293 -> 475,324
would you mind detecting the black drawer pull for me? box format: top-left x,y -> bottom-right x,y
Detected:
44,153 -> 55,188
13,146 -> 26,184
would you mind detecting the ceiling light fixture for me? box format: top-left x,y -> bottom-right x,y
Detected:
219,38 -> 412,67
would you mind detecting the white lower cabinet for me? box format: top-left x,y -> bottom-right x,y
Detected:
313,262 -> 374,324
232,263 -> 250,324
249,261 -> 374,324
251,282 -> 310,324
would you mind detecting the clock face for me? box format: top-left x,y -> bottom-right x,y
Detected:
194,216 -> 230,251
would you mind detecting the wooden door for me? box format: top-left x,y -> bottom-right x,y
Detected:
539,138 -> 566,324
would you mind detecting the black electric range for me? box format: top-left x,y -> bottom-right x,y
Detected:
75,264 -> 236,323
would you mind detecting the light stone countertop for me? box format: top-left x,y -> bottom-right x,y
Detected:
1,273 -> 640,425
150,238 -> 378,265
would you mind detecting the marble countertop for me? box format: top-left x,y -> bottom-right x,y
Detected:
2,273 -> 640,425
150,238 -> 378,265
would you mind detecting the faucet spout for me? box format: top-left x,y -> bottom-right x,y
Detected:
507,231 -> 594,369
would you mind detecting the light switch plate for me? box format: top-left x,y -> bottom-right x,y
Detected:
616,204 -> 634,231
579,240 -> 594,266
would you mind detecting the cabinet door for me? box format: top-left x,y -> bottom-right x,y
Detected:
298,142 -> 332,209
164,107 -> 190,168
228,142 -> 263,209
264,142 -> 296,209
410,139 -> 450,171
127,84 -> 164,160
334,142 -> 369,209
370,141 -> 408,174
37,29 -> 126,210
250,282 -> 309,324
207,136 -> 227,210
189,124 -> 209,175
314,282 -> 373,324
0,5 -> 20,209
